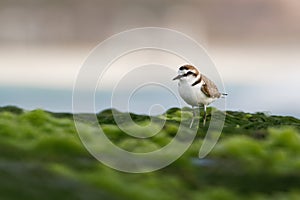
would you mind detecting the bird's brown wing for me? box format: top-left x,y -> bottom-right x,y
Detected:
201,75 -> 221,98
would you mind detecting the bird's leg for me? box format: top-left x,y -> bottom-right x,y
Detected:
189,106 -> 195,128
203,105 -> 207,126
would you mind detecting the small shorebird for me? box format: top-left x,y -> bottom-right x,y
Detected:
173,64 -> 226,127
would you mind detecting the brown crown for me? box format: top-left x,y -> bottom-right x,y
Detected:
179,65 -> 200,75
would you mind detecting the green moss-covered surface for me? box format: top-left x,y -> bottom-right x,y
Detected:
0,106 -> 300,200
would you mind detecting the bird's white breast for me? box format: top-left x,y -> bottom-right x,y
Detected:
178,80 -> 216,106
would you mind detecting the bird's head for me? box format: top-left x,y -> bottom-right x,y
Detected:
172,65 -> 199,81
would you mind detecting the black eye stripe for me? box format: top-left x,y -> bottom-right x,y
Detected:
179,66 -> 189,70
183,71 -> 197,77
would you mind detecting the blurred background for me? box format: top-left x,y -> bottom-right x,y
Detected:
0,0 -> 299,117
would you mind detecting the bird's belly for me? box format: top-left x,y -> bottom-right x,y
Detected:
178,84 -> 200,106
178,84 -> 216,106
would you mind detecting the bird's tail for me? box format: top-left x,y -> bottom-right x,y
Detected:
221,93 -> 228,98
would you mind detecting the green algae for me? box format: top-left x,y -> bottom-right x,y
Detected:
0,106 -> 299,199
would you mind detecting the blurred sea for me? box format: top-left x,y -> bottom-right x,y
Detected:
1,86 -> 299,118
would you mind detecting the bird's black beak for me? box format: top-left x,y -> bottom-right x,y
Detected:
172,74 -> 183,80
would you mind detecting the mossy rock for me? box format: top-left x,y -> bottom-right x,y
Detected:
0,106 -> 300,199
0,106 -> 23,114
